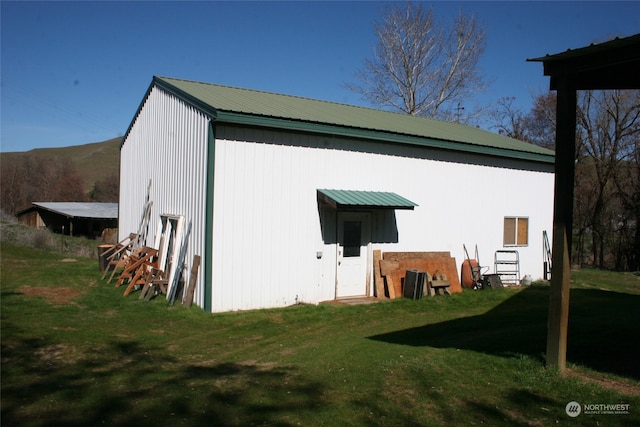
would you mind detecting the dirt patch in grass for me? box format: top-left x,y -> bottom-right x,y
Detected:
33,343 -> 84,365
567,368 -> 640,396
19,285 -> 84,305
34,343 -> 67,362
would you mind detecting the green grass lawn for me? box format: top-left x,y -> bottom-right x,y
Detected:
1,242 -> 639,426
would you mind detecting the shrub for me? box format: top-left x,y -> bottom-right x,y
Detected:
0,212 -> 98,258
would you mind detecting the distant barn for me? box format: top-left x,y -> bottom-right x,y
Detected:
17,202 -> 118,241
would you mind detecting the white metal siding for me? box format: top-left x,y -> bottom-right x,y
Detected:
211,126 -> 554,312
119,86 -> 209,307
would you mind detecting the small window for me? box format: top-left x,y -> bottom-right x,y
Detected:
343,220 -> 362,257
503,217 -> 528,246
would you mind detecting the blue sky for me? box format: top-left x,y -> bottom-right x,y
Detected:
1,1 -> 639,153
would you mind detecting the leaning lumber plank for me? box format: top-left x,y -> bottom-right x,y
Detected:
123,249 -> 158,297
110,246 -> 148,285
123,266 -> 146,297
139,274 -> 154,300
184,255 -> 201,307
101,233 -> 137,280
115,247 -> 157,288
373,250 -> 385,299
139,268 -> 162,300
385,275 -> 396,299
379,260 -> 400,299
145,279 -> 168,302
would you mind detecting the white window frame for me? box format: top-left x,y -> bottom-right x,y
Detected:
503,216 -> 529,247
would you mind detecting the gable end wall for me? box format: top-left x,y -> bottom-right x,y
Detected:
119,86 -> 210,307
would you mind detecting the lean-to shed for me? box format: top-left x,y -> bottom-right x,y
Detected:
18,202 -> 118,240
119,76 -> 555,313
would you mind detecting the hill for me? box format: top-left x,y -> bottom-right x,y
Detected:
0,137 -> 121,193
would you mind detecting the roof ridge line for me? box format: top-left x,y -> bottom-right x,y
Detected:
155,75 -> 445,123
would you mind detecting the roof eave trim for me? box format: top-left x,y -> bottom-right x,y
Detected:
215,111 -> 555,164
121,80 -> 156,148
153,76 -> 219,119
31,203 -> 71,218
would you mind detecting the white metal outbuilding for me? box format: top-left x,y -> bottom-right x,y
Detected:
119,76 -> 555,313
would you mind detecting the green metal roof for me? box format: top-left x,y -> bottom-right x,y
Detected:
317,189 -> 417,210
148,76 -> 554,163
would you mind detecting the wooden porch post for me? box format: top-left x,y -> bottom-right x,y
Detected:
546,77 -> 577,371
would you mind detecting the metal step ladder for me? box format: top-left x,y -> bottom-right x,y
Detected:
494,250 -> 520,285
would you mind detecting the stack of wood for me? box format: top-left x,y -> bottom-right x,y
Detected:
100,235 -> 200,307
100,233 -> 138,282
114,246 -> 158,296
98,182 -> 199,307
374,251 -> 462,299
138,254 -> 200,306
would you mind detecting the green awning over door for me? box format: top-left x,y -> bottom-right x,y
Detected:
317,189 -> 417,210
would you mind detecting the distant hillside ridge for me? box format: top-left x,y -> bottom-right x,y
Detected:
1,137 -> 121,193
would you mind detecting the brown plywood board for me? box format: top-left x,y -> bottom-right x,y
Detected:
396,257 -> 461,294
378,254 -> 462,296
383,252 -> 451,260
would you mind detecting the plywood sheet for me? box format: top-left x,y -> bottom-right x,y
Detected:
383,252 -> 451,260
378,252 -> 462,296
395,257 -> 461,294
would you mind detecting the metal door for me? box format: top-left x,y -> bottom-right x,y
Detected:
336,212 -> 370,298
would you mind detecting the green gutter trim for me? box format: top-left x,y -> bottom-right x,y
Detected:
203,121 -> 215,313
216,111 -> 556,164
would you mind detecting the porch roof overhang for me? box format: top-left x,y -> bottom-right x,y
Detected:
317,189 -> 417,210
527,34 -> 640,90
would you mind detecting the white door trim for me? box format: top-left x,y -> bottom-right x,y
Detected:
335,211 -> 371,298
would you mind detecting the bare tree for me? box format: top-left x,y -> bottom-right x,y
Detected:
491,89 -> 640,270
577,90 -> 640,269
89,172 -> 120,202
489,93 -> 559,150
0,156 -> 29,214
527,92 -> 557,150
0,155 -> 87,215
613,134 -> 640,270
349,2 -> 487,121
490,97 -> 531,141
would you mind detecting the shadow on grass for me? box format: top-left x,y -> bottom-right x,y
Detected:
369,285 -> 640,380
1,326 -> 325,427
